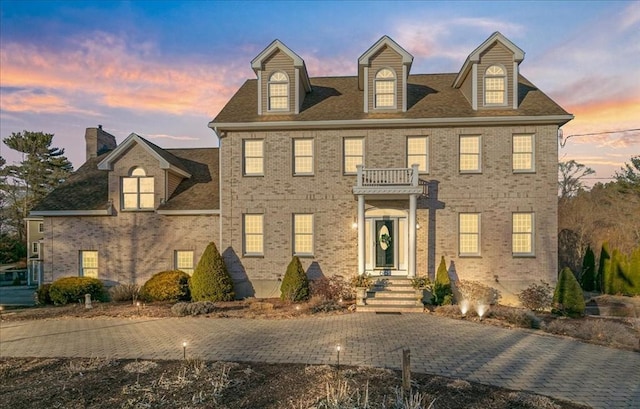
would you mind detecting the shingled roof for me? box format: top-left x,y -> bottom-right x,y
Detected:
211,73 -> 571,126
32,147 -> 219,214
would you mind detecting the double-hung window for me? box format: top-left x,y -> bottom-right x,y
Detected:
459,135 -> 481,173
484,65 -> 506,105
343,137 -> 364,174
293,214 -> 314,256
243,139 -> 264,176
38,222 -> 44,233
374,68 -> 396,108
175,250 -> 194,275
80,250 -> 98,278
122,167 -> 154,210
268,71 -> 289,111
293,139 -> 314,175
32,242 -> 39,255
512,213 -> 535,256
459,213 -> 480,256
407,136 -> 429,173
512,134 -> 535,172
244,214 -> 264,256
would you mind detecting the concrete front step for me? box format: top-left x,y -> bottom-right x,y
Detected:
366,297 -> 420,306
357,304 -> 424,313
367,290 -> 415,298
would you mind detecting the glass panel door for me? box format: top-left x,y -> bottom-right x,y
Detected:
375,220 -> 395,268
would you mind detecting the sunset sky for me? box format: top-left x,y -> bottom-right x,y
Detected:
1,1 -> 638,184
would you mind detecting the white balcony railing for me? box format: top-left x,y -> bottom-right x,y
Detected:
356,164 -> 419,188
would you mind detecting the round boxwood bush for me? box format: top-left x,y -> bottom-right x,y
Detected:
139,270 -> 190,302
35,283 -> 53,305
49,276 -> 107,305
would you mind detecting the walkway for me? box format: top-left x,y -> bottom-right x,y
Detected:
1,313 -> 638,408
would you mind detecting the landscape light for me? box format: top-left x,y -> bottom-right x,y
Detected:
182,341 -> 187,359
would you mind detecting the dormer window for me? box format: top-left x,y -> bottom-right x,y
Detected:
268,71 -> 289,111
484,65 -> 506,105
374,68 -> 396,108
122,167 -> 154,210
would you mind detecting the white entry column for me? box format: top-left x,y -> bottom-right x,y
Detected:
408,193 -> 417,277
357,194 -> 365,276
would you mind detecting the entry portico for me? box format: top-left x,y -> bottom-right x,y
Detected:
354,164 -> 422,278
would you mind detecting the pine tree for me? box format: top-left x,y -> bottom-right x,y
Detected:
553,267 -> 585,317
431,256 -> 452,305
580,245 -> 596,291
596,242 -> 610,293
189,242 -> 235,301
280,256 -> 309,302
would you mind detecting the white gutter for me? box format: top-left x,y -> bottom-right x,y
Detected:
209,114 -> 574,133
156,209 -> 220,215
30,210 -> 112,216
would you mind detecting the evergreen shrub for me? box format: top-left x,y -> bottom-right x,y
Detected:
553,267 -> 586,317
139,270 -> 190,302
580,245 -> 596,291
431,256 -> 452,305
596,242 -> 611,293
171,301 -> 217,316
49,276 -> 107,305
189,242 -> 235,301
280,256 -> 309,302
35,283 -> 53,305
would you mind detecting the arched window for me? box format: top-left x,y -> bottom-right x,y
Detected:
122,167 -> 154,210
268,71 -> 289,111
374,68 -> 396,108
484,65 -> 506,105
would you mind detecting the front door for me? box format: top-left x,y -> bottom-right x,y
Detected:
375,219 -> 395,268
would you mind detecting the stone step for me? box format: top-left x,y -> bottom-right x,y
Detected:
365,297 -> 420,306
357,304 -> 424,313
367,290 -> 415,298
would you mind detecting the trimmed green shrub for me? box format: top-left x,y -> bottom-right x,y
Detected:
108,283 -> 140,302
596,242 -> 610,293
171,301 -> 216,316
580,245 -> 596,291
139,270 -> 190,302
280,256 -> 309,302
35,283 -> 53,305
518,281 -> 553,311
553,267 -> 586,317
189,242 -> 235,302
49,276 -> 107,305
431,256 -> 452,306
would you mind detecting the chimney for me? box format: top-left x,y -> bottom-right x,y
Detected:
85,126 -> 117,161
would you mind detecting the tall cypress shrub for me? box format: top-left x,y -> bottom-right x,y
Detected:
553,267 -> 585,317
630,248 -> 640,296
280,256 -> 309,302
596,242 -> 610,293
189,242 -> 235,301
431,256 -> 452,305
580,245 -> 596,291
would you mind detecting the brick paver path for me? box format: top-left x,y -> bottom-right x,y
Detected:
1,313 -> 638,408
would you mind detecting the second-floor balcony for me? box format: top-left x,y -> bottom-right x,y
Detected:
353,164 -> 423,196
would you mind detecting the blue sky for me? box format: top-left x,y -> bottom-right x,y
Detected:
1,0 -> 638,183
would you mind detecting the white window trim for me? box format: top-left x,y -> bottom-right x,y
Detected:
175,250 -> 194,275
243,139 -> 264,176
343,137 -> 365,175
512,212 -> 535,257
459,135 -> 482,173
484,64 -> 507,106
459,213 -> 481,256
293,214 -> 314,257
512,133 -> 536,173
243,214 -> 264,256
32,242 -> 39,254
374,68 -> 397,109
38,222 -> 44,233
406,136 -> 429,173
268,71 -> 289,112
121,168 -> 154,211
293,138 -> 314,176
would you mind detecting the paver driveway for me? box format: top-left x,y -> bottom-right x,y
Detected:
1,313 -> 638,408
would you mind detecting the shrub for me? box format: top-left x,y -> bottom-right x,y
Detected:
49,276 -> 107,305
108,283 -> 140,302
544,318 -> 638,350
280,256 -> 310,302
310,275 -> 351,301
580,245 -> 596,291
553,267 -> 586,317
171,301 -> 217,316
431,256 -> 452,306
489,305 -> 541,329
139,270 -> 190,302
518,281 -> 553,311
596,242 -> 610,293
35,283 -> 53,305
190,242 -> 235,302
457,280 -> 501,306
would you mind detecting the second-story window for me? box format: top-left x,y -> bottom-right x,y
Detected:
293,138 -> 314,175
343,137 -> 364,174
484,65 -> 506,105
374,68 -> 396,108
459,135 -> 481,173
122,167 -> 154,210
243,139 -> 264,176
38,222 -> 44,233
513,134 -> 535,172
407,136 -> 429,173
268,71 -> 289,111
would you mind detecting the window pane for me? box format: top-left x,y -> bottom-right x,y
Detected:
175,251 -> 194,275
122,178 -> 138,193
294,214 -> 313,255
459,213 -> 479,255
81,251 -> 98,278
407,137 -> 428,172
244,140 -> 264,175
244,214 -> 264,254
344,138 -> 364,173
512,213 -> 534,254
270,83 -> 287,96
375,80 -> 394,93
460,136 -> 480,172
131,168 -> 146,177
139,193 -> 154,209
513,135 -> 534,171
294,139 -> 313,174
139,177 -> 154,193
123,193 -> 138,209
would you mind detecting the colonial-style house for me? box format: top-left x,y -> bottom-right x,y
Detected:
30,32 -> 572,307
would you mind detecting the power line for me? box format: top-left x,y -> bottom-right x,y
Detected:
559,127 -> 640,147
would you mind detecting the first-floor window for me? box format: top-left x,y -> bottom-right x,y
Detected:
80,250 -> 98,278
459,213 -> 480,256
175,250 -> 194,275
244,214 -> 264,256
38,222 -> 44,233
32,242 -> 39,254
512,213 -> 534,256
293,214 -> 314,256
